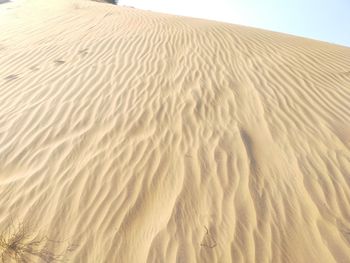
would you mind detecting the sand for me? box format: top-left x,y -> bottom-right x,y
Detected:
1,0 -> 350,262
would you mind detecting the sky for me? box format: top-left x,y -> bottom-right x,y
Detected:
118,0 -> 350,47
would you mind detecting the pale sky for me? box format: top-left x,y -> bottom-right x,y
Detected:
119,0 -> 350,47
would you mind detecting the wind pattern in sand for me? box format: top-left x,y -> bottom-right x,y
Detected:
1,0 -> 350,262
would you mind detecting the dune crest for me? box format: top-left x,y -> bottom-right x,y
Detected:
1,0 -> 350,262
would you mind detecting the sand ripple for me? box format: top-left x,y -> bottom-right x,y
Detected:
1,0 -> 350,262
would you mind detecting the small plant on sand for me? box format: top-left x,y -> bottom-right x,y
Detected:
0,219 -> 72,262
200,226 -> 217,249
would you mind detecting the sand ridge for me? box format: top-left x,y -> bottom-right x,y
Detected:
1,0 -> 350,262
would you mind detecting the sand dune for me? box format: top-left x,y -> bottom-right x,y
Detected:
1,0 -> 350,262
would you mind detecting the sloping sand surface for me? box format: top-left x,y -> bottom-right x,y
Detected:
1,0 -> 350,262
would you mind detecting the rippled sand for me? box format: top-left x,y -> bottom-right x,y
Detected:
1,0 -> 350,262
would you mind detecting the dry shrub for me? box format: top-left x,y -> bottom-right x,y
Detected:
0,219 -> 75,263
